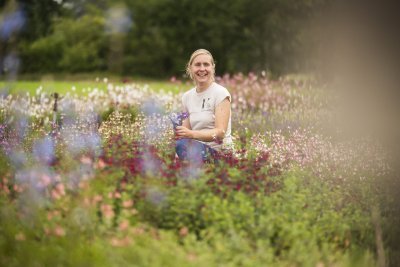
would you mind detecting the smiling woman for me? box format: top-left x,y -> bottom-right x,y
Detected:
175,49 -> 233,164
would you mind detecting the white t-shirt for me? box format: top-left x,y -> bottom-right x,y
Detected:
182,82 -> 233,151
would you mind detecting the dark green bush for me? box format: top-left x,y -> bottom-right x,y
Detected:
20,9 -> 108,73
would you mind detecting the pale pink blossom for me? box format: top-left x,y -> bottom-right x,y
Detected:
122,199 -> 134,208
54,226 -> 66,236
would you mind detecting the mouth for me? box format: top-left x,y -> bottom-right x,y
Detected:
196,72 -> 208,78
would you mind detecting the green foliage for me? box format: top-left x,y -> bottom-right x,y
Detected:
124,0 -> 320,76
20,7 -> 108,73
0,79 -> 190,96
16,0 -> 330,77
18,0 -> 65,40
0,167 -> 377,267
124,168 -> 376,265
56,14 -> 107,72
100,105 -> 139,124
0,201 -> 206,267
0,151 -> 10,178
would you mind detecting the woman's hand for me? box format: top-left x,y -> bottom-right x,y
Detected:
175,126 -> 194,139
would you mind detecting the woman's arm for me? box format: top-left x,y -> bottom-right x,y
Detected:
180,106 -> 192,129
175,97 -> 230,142
182,115 -> 191,129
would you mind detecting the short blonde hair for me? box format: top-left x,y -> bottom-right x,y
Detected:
185,49 -> 216,80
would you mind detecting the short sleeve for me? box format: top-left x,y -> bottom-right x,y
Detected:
215,86 -> 231,106
181,91 -> 189,111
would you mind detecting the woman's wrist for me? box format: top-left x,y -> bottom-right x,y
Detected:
190,130 -> 196,139
187,129 -> 222,142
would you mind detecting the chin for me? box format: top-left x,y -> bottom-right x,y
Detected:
196,77 -> 210,83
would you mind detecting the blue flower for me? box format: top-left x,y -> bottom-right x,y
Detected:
168,112 -> 189,129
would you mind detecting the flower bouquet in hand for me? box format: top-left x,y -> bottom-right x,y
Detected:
168,112 -> 189,130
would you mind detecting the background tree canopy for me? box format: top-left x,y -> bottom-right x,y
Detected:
2,0 -> 329,78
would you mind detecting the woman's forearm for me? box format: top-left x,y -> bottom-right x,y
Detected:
191,128 -> 225,142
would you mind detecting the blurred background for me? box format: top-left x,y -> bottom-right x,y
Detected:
0,0 -> 330,79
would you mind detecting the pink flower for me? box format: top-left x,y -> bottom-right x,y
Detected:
54,226 -> 66,236
80,156 -> 93,165
122,199 -> 134,208
93,195 -> 103,203
179,227 -> 189,237
119,220 -> 130,231
110,236 -> 132,247
95,159 -> 106,169
51,183 -> 66,200
39,174 -> 51,187
101,204 -> 114,219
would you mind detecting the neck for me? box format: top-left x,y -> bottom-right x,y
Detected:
196,80 -> 213,93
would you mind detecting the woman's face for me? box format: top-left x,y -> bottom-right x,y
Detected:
190,54 -> 214,85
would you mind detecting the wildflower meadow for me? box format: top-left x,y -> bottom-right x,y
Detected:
0,74 -> 396,266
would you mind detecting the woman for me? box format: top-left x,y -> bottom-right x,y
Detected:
175,49 -> 233,163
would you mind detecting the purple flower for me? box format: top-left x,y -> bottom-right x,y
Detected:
168,112 -> 189,129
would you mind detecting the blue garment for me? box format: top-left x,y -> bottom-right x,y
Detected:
175,138 -> 218,163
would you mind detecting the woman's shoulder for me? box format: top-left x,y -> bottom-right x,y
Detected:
211,82 -> 230,95
182,87 -> 196,98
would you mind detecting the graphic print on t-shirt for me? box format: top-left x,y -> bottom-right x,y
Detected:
201,98 -> 211,110
206,98 -> 211,109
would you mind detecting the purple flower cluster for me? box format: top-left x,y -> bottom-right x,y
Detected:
168,112 -> 189,130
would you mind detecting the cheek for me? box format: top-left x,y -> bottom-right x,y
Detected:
189,68 -> 196,77
191,67 -> 199,73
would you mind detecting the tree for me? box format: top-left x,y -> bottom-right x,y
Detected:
20,5 -> 108,73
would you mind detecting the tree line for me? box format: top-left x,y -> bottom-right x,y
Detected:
1,0 -> 329,78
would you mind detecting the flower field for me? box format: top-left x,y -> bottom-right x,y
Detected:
0,74 -> 394,266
